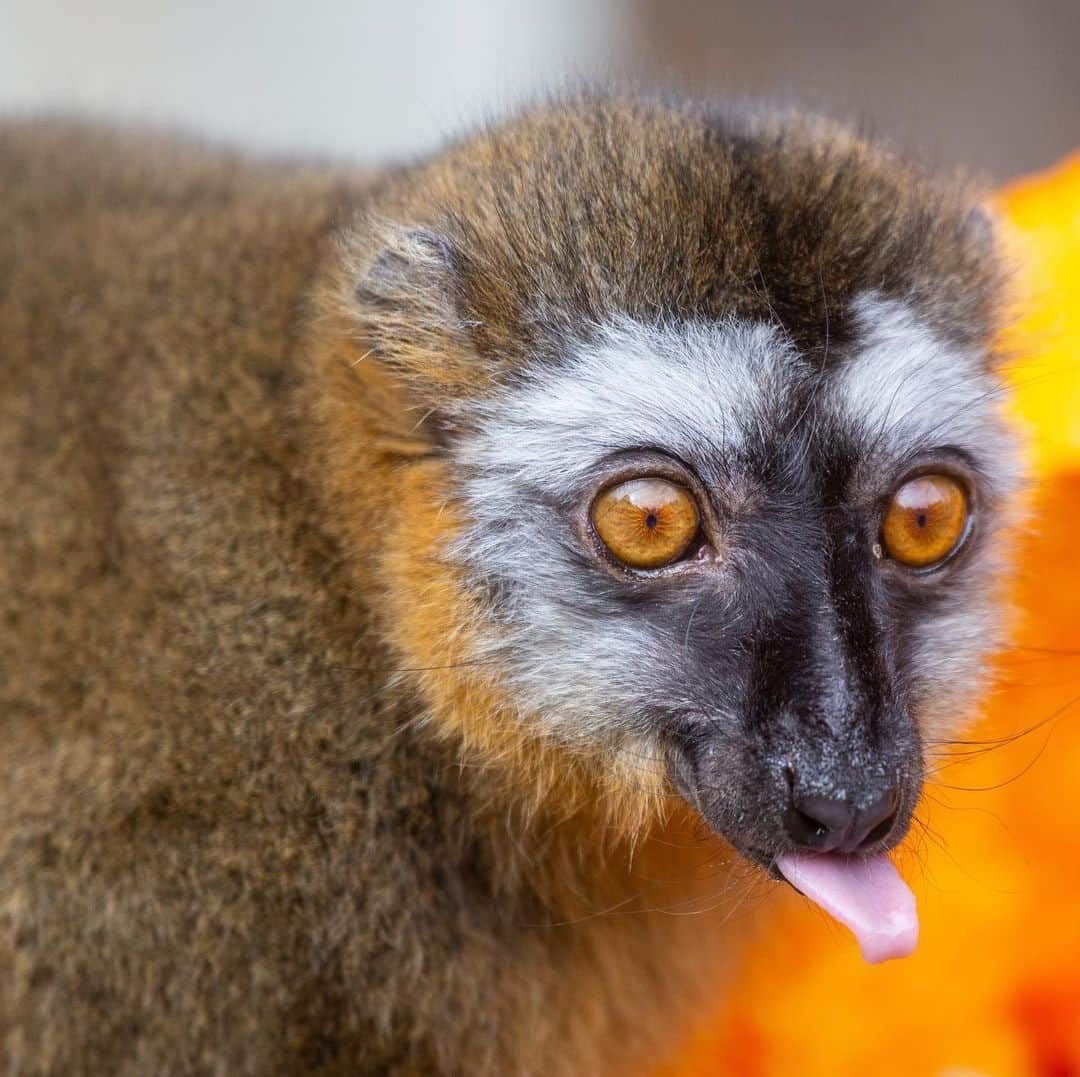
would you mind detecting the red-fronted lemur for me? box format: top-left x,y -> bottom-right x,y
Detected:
0,93 -> 1021,1074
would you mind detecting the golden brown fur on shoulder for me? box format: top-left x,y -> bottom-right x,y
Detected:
1,93 -> 1011,1074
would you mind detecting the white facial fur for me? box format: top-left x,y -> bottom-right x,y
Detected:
456,317 -> 800,504
447,293 -> 1022,752
449,317 -> 795,745
833,294 -> 1020,490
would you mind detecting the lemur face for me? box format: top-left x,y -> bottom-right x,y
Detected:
452,295 -> 1017,871
351,100 -> 1019,915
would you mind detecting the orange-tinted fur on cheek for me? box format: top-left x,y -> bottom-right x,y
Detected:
308,315 -> 675,849
304,322 -> 753,1075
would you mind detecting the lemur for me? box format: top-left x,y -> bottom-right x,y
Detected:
1,93 -> 1021,1075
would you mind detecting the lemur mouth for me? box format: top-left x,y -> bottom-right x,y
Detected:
669,739 -> 920,963
772,851 -> 918,964
726,837 -> 918,963
736,843 -> 917,963
725,838 -> 911,963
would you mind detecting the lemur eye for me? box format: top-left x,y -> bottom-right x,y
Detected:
592,478 -> 699,569
881,474 -> 968,568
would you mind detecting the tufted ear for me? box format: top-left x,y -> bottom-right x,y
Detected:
351,225 -> 490,408
958,200 -> 1011,354
963,202 -> 999,255
355,226 -> 458,314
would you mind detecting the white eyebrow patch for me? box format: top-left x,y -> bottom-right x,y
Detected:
831,293 -> 1014,475
456,316 -> 800,501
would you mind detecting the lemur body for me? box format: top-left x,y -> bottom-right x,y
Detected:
0,97 -> 1018,1074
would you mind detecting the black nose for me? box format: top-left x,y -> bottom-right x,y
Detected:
783,786 -> 899,853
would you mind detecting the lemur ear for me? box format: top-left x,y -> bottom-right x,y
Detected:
352,225 -> 489,406
963,203 -> 999,256
355,226 -> 458,312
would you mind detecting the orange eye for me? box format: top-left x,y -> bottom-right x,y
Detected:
881,474 -> 969,568
592,478 -> 700,569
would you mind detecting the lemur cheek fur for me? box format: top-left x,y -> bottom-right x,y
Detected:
2,94 -> 1023,1074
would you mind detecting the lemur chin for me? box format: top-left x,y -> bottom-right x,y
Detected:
2,93 -> 1022,1075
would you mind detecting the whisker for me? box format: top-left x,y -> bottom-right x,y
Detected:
926,687 -> 1080,760
920,789 -> 1014,837
928,715 -> 1063,793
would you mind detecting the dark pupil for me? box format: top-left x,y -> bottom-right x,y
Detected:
916,512 -> 928,528
644,512 -> 659,530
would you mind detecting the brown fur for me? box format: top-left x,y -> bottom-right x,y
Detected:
1,97 -> 1000,1074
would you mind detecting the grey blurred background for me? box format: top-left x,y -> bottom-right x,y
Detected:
2,0 -> 1077,181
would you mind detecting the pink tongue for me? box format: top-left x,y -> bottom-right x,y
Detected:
775,852 -> 918,964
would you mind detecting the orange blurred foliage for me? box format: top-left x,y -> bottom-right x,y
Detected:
662,153 -> 1080,1077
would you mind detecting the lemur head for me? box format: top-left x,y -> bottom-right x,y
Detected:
332,94 -> 1020,955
